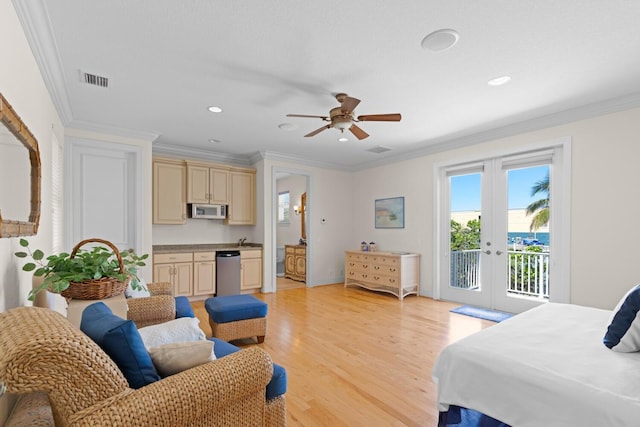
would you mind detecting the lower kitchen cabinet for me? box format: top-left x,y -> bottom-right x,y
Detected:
241,249 -> 262,291
193,252 -> 216,295
153,252 -> 193,297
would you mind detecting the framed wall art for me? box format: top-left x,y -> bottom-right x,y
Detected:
375,197 -> 404,229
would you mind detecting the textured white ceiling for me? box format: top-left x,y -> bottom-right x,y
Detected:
16,0 -> 640,169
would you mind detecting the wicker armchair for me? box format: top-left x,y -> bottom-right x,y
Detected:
126,282 -> 178,328
0,307 -> 286,426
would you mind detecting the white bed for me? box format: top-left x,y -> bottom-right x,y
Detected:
432,303 -> 640,426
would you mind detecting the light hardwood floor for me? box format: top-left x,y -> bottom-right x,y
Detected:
192,284 -> 494,427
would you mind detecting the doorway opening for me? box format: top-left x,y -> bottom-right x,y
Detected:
273,170 -> 309,291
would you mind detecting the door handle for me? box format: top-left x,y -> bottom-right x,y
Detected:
483,250 -> 491,255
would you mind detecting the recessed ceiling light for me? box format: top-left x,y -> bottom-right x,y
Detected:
337,137 -> 349,142
208,139 -> 221,143
207,106 -> 223,113
278,123 -> 298,131
488,76 -> 512,86
421,29 -> 459,52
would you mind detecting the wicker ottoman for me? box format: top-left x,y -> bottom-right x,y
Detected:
204,295 -> 268,343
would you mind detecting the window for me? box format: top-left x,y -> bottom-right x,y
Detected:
278,191 -> 290,223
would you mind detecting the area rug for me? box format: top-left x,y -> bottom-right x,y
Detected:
450,305 -> 514,323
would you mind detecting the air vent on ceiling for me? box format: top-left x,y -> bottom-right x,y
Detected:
81,71 -> 109,88
367,146 -> 392,154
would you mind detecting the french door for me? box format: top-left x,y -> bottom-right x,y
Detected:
436,143 -> 570,314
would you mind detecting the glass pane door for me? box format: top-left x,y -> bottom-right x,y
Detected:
493,164 -> 551,312
439,165 -> 492,308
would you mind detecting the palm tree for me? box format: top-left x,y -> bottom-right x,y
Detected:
526,174 -> 549,232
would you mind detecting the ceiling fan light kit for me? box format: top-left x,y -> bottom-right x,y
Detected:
286,93 -> 401,140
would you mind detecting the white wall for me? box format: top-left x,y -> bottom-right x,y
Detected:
352,107 -> 640,310
0,0 -> 64,420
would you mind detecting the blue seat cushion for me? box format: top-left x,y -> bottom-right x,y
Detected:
175,295 -> 195,318
80,302 -> 161,389
209,337 -> 286,400
205,295 -> 267,323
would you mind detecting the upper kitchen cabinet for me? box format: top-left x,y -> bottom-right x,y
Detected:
227,169 -> 256,225
186,162 -> 229,204
153,159 -> 186,224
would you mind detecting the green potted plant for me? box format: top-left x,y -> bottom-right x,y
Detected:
15,238 -> 148,301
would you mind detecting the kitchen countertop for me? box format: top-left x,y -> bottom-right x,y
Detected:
153,243 -> 263,254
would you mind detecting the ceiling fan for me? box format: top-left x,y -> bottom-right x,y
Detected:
286,93 -> 401,140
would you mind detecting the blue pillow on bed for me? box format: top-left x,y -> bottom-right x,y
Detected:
603,284 -> 640,352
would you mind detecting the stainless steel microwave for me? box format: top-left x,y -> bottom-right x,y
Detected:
189,203 -> 227,219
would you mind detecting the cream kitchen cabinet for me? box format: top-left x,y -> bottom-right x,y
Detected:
193,252 -> 216,295
241,249 -> 262,291
153,159 -> 186,224
344,251 -> 419,300
186,163 -> 229,205
226,169 -> 256,225
153,252 -> 193,296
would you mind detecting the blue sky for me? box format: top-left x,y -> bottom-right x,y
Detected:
450,165 -> 549,211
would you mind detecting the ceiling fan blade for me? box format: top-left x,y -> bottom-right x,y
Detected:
304,125 -> 331,137
349,124 -> 369,140
287,114 -> 329,120
357,113 -> 402,122
341,96 -> 361,113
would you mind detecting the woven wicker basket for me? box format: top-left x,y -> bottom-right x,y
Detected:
60,238 -> 128,300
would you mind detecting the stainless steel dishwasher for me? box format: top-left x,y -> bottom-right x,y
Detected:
216,250 -> 241,296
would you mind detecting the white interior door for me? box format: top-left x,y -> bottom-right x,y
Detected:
436,142 -> 570,313
66,137 -> 142,252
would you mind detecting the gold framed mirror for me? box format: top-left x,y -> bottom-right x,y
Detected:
0,93 -> 41,238
301,192 -> 306,240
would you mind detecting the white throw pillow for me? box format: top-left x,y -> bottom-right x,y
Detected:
138,317 -> 206,349
148,340 -> 215,377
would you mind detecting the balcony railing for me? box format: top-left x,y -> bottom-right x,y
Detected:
450,250 -> 549,299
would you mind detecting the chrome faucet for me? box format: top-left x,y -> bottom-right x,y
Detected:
238,237 -> 247,247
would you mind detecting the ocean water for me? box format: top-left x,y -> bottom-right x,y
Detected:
507,232 -> 549,246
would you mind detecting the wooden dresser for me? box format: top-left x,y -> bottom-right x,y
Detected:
285,245 -> 306,282
344,250 -> 419,300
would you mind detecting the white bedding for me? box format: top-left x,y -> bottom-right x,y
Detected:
432,303 -> 640,427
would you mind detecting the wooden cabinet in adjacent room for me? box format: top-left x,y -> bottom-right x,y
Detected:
153,159 -> 186,224
285,245 -> 306,283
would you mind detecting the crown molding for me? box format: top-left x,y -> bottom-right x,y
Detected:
253,151 -> 352,171
152,143 -> 252,166
67,120 -> 160,143
12,0 -> 74,125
